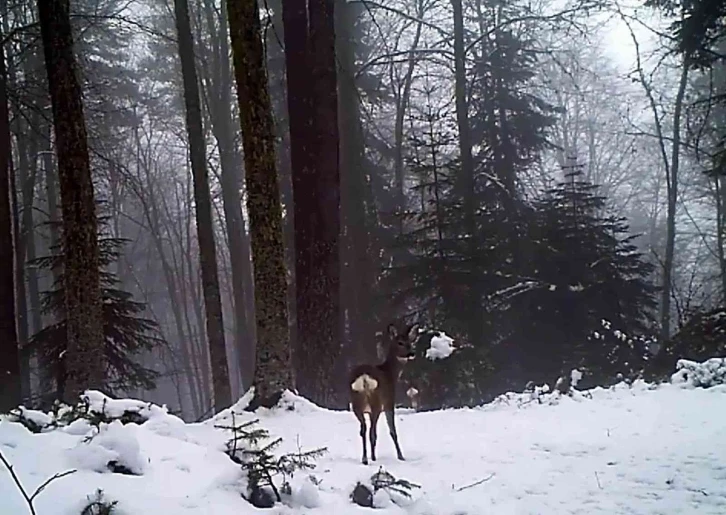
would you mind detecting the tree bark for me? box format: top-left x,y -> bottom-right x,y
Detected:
336,0 -> 376,366
200,0 -> 255,391
226,0 -> 293,409
282,0 -> 342,406
659,55 -> 689,343
38,0 -> 104,403
173,0 -> 232,413
309,0 -> 342,406
451,0 -> 481,345
0,38 -> 21,412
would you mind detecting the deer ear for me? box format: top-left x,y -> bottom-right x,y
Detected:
387,323 -> 398,339
407,323 -> 420,341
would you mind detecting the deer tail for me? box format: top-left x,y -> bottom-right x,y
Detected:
351,373 -> 378,392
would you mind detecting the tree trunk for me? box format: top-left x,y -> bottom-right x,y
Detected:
308,0 -> 342,406
38,0 -> 104,402
0,38 -> 21,412
716,176 -> 726,300
173,0 -> 232,414
659,56 -> 689,343
393,0 -> 424,235
336,0 -> 377,366
226,0 -> 293,409
282,0 -> 341,406
11,147 -> 30,400
451,0 -> 481,345
200,0 -> 255,391
266,0 -> 296,389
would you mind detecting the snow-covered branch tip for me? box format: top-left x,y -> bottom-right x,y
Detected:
0,449 -> 76,515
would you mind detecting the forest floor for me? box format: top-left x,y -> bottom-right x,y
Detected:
2,374 -> 726,514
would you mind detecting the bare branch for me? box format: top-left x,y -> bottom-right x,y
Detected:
0,449 -> 76,515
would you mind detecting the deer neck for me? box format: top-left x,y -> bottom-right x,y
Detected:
381,352 -> 408,380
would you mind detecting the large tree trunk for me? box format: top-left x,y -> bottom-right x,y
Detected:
199,0 -> 255,391
309,0 -> 342,406
265,0 -> 296,389
283,0 -> 342,406
38,0 -> 104,403
0,37 -> 21,413
336,0 -> 377,366
226,0 -> 293,409
173,0 -> 231,414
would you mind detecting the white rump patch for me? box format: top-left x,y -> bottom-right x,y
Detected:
351,374 -> 378,392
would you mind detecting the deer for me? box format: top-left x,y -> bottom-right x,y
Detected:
349,322 -> 420,465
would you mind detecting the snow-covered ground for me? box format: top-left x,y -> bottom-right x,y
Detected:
2,367 -> 726,514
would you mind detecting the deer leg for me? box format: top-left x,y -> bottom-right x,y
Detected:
355,411 -> 368,464
369,409 -> 381,462
385,409 -> 405,460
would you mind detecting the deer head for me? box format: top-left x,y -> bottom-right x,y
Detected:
377,322 -> 420,364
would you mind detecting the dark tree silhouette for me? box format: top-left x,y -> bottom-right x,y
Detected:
37,0 -> 104,402
173,0 -> 231,413
0,37 -> 20,412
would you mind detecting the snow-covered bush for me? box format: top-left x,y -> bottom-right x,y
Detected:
671,357 -> 726,388
66,420 -> 146,475
4,390 -> 171,435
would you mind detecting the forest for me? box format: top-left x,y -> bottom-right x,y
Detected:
0,0 -> 724,422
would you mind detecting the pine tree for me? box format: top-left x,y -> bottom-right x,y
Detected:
29,218 -> 161,403
510,167 -> 657,387
385,90 -> 490,407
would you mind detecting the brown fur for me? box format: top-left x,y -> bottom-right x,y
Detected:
349,322 -> 419,464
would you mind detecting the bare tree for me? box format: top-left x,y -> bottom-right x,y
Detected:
621,12 -> 690,343
37,0 -> 104,402
226,0 -> 293,409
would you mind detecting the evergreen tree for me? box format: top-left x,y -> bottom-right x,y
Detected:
385,89 -> 490,407
648,306 -> 726,379
29,218 -> 161,403
509,167 -> 657,387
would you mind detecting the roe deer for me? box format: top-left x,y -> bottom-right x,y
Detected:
349,322 -> 419,464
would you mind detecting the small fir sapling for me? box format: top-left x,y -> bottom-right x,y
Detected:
351,466 -> 421,508
215,412 -> 327,507
80,490 -> 118,515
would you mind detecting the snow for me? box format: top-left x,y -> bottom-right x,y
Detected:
2,366 -> 726,514
671,357 -> 726,388
82,390 -> 172,421
425,332 -> 456,360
